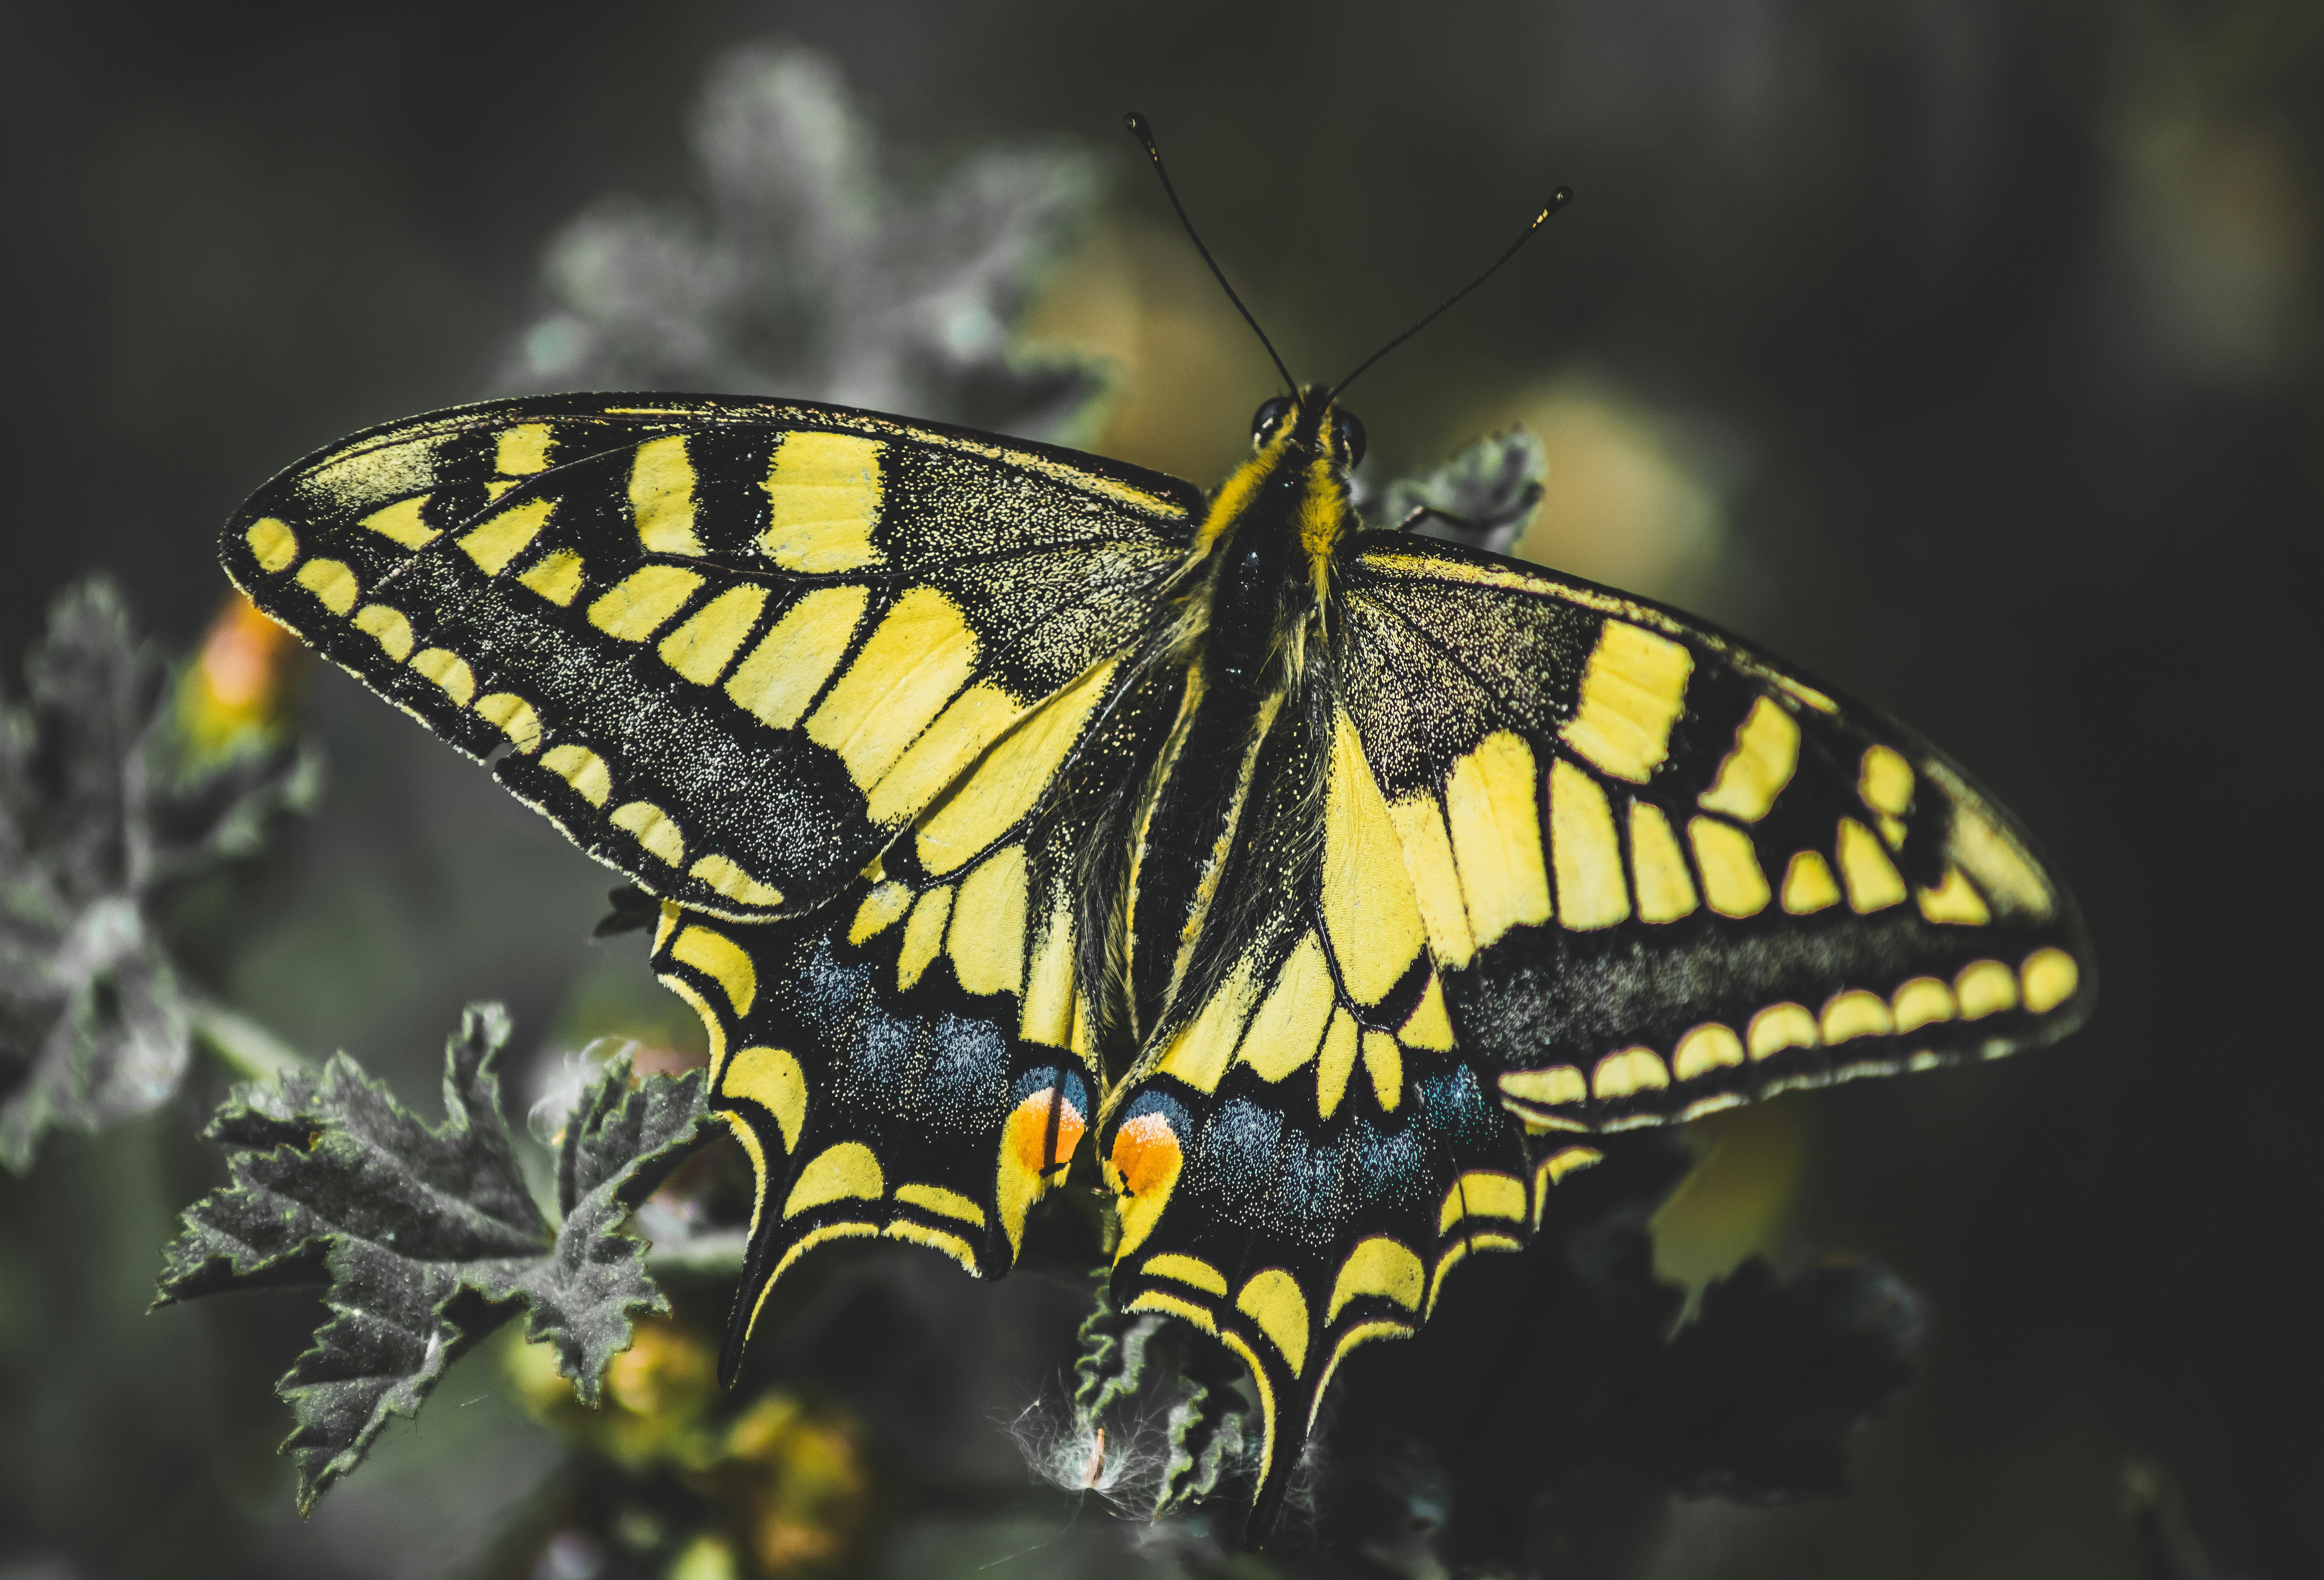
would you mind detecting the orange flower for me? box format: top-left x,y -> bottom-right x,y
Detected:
176,592 -> 304,756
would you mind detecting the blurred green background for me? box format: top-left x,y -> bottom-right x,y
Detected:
2,1 -> 2319,1576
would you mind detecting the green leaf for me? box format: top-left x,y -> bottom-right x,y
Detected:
154,1004 -> 719,1511
2,581 -> 184,1174
0,577 -> 317,1172
1372,428 -> 1547,556
530,1039 -> 723,1401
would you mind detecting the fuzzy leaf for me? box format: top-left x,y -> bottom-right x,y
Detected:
1069,1270 -> 1168,1422
1314,1134 -> 1925,1572
155,1005 -> 717,1510
0,580 -> 314,1171
527,1046 -> 722,1403
1370,428 -> 1547,556
1155,1341 -> 1254,1518
1653,1257 -> 1925,1503
501,42 -> 1105,443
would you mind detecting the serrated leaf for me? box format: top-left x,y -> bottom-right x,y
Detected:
2,583 -> 176,1172
0,579 -> 316,1172
1371,428 -> 1547,556
527,1046 -> 722,1403
155,1004 -> 718,1510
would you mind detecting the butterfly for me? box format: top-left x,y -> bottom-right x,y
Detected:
217,119 -> 2090,1539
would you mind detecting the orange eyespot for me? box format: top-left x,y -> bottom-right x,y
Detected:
1103,1107 -> 1186,1260
1107,1110 -> 1182,1198
1006,1087 -> 1085,1176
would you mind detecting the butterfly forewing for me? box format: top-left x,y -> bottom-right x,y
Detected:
1336,533 -> 2094,1135
220,393 -> 1200,922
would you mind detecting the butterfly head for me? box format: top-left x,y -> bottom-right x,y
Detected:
1197,383 -> 1367,572
1251,385 -> 1367,471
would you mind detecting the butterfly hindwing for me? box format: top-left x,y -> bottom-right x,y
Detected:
221,393 -> 1200,921
1337,532 -> 2095,1135
651,653 -> 1196,1378
1096,688 -> 1535,1523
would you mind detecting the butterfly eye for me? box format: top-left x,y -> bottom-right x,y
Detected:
1251,395 -> 1295,447
1331,409 -> 1367,468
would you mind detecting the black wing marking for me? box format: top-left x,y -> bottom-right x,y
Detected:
221,393 -> 1200,922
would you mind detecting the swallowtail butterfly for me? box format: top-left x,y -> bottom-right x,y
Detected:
218,114 -> 2090,1535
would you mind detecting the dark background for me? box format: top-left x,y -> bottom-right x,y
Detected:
2,2 -> 2319,1576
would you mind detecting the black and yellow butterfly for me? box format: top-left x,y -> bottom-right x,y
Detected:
217,147 -> 2089,1537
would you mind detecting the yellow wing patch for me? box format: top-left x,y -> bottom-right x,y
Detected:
785,1141 -> 885,1217
1550,759 -> 1628,929
1235,1269 -> 1312,1376
658,585 -> 768,685
761,431 -> 885,573
518,548 -> 586,606
1321,710 -> 1430,1006
628,434 -> 703,555
1234,932 -> 1337,1083
245,517 -> 298,572
1627,800 -> 1698,922
1560,619 -> 1693,783
1698,696 -> 1799,821
360,496 -> 437,550
806,587 -> 980,790
725,586 -> 867,730
1443,732 -> 1553,950
916,659 -> 1118,873
457,497 -> 553,576
354,604 -> 415,662
1326,1236 -> 1425,1322
589,565 -> 703,642
948,845 -> 1030,997
722,1045 -> 807,1153
296,558 -> 359,616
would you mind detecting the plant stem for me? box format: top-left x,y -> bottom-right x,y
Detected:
187,997 -> 309,1083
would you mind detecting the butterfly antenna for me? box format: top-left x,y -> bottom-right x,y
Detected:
1124,111 -> 1300,397
1327,186 -> 1574,407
